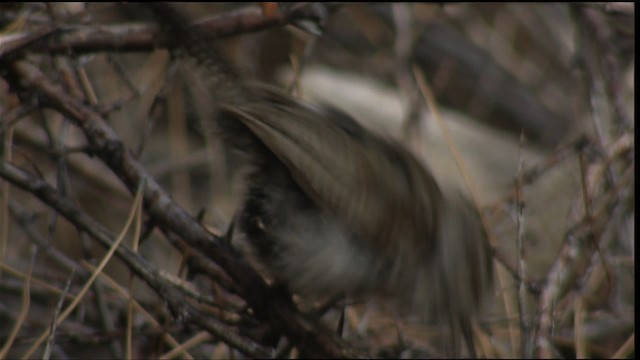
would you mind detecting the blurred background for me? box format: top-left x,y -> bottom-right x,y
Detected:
0,2 -> 634,358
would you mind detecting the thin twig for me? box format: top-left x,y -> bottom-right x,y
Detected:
41,269 -> 74,360
514,131 -> 529,357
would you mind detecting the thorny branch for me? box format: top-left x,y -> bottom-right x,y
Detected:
1,59 -> 360,358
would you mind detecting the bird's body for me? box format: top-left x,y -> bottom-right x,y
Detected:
224,85 -> 441,297
149,2 -> 492,355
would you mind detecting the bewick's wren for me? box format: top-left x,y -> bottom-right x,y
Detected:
149,3 -> 492,355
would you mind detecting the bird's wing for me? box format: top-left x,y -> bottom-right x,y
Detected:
221,90 -> 441,259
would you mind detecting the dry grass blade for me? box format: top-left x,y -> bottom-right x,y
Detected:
0,126 -> 13,280
160,331 -> 213,360
20,184 -> 145,359
126,186 -> 144,360
0,248 -> 36,358
574,296 -> 587,358
413,64 -> 519,356
412,66 -> 481,214
0,262 -> 76,301
611,333 -> 635,359
81,261 -> 195,359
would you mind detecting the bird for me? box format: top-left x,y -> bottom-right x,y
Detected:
148,3 -> 493,356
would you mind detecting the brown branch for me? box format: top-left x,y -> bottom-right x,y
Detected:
534,163 -> 632,358
0,4 -> 331,58
0,159 -> 272,358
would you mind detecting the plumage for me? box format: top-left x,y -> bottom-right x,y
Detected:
149,3 -> 493,355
